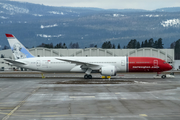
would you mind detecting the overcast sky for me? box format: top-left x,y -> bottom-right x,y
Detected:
10,0 -> 180,10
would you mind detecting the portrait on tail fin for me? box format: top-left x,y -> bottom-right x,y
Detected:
5,34 -> 34,60
12,43 -> 26,59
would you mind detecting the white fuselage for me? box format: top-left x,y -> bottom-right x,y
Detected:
15,57 -> 127,72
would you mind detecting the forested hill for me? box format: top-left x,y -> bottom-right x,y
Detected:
0,0 -> 180,49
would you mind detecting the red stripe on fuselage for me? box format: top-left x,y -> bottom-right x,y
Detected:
128,57 -> 170,72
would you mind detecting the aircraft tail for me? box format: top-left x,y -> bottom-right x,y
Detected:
5,34 -> 34,60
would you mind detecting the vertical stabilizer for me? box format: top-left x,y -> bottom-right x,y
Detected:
5,34 -> 34,60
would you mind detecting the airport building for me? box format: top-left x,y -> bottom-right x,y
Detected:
0,47 -> 175,71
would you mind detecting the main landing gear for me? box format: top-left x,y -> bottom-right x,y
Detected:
84,68 -> 92,79
84,74 -> 92,79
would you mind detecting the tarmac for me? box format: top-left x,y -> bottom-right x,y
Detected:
0,72 -> 180,120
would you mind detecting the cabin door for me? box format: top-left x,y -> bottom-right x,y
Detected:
36,60 -> 41,67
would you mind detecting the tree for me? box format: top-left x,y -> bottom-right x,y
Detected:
170,41 -> 176,49
137,41 -> 140,49
148,38 -> 154,47
62,43 -> 67,49
127,39 -> 138,49
2,45 -> 10,50
55,43 -> 62,48
102,41 -> 112,49
37,43 -> 53,48
157,38 -> 164,48
75,42 -> 79,48
153,41 -> 158,48
141,41 -> 144,48
69,42 -> 79,48
144,40 -> 148,47
117,44 -> 121,49
89,44 -> 97,48
112,44 -> 116,49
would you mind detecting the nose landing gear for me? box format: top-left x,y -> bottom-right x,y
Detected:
153,72 -> 166,79
161,75 -> 166,79
154,72 -> 174,79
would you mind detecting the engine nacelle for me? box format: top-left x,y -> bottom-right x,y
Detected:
100,66 -> 117,76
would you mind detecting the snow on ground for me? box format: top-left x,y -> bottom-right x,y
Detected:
48,11 -> 64,15
33,14 -> 43,17
0,3 -> 29,14
113,14 -> 125,17
141,14 -> 163,17
37,34 -> 62,38
161,19 -> 180,27
40,24 -> 58,29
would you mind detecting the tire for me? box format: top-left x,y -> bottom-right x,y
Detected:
161,75 -> 166,79
84,74 -> 88,79
88,75 -> 92,79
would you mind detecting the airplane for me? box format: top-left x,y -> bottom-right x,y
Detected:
4,34 -> 172,79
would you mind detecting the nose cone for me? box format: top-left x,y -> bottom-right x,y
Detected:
166,64 -> 173,71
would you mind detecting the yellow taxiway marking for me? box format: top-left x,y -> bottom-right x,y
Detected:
0,112 -> 85,117
27,112 -> 57,114
0,101 -> 25,105
15,110 -> 36,112
0,112 -> 8,115
69,96 -> 95,98
139,114 -> 148,117
0,109 -> 35,112
43,114 -> 86,117
2,87 -> 40,120
0,107 -> 15,110
121,98 -> 127,99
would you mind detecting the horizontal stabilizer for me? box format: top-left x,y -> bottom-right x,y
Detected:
4,59 -> 26,65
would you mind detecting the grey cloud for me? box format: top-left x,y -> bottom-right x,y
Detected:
11,0 -> 180,10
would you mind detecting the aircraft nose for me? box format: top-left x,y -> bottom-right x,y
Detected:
167,64 -> 173,71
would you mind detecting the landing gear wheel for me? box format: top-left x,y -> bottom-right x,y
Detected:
88,75 -> 92,79
84,74 -> 92,79
161,75 -> 166,79
84,74 -> 88,79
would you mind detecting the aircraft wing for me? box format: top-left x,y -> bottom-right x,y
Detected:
4,59 -> 26,65
56,58 -> 99,67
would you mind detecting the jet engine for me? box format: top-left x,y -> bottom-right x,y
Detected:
100,66 -> 116,76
